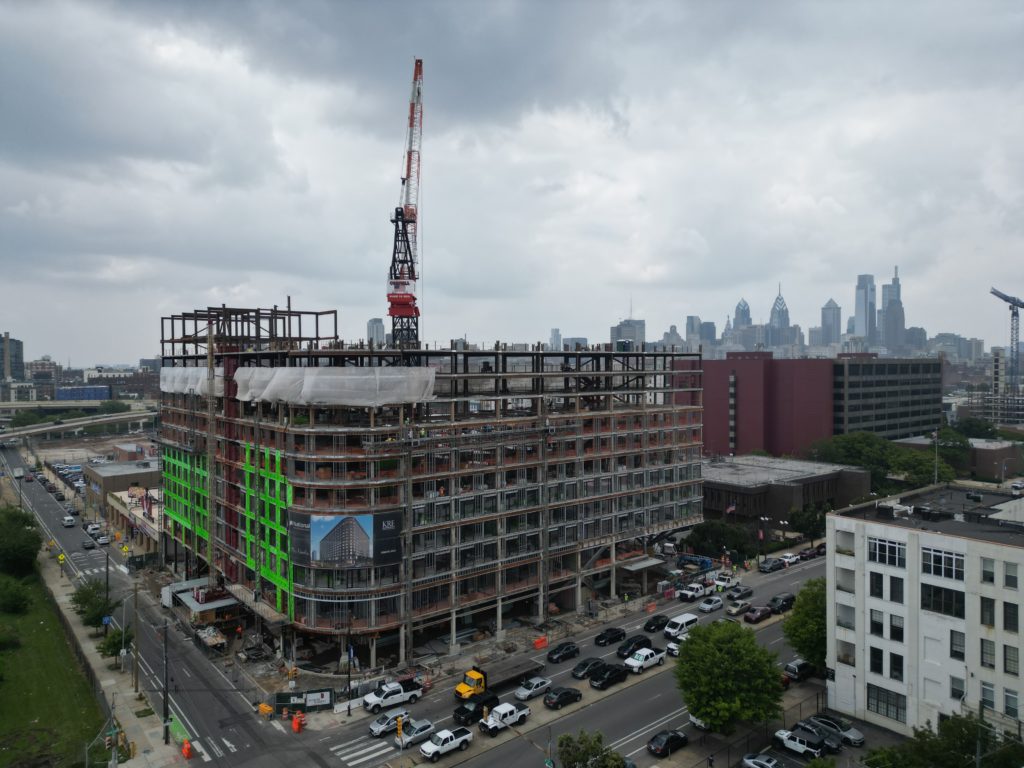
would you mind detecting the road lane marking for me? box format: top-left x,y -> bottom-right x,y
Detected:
608,706 -> 688,750
190,740 -> 213,762
346,746 -> 395,765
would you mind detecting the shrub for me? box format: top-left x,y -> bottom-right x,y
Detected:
0,576 -> 31,614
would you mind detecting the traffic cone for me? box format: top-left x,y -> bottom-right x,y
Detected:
182,740 -> 193,760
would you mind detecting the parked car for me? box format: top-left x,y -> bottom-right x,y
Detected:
698,596 -> 723,613
571,658 -> 606,680
82,539 -> 96,550
547,641 -> 580,663
647,729 -> 688,757
778,552 -> 800,566
616,635 -> 653,659
793,720 -> 843,754
798,547 -> 818,560
741,754 -> 780,768
514,676 -> 552,701
96,535 -> 111,546
643,614 -> 670,633
744,606 -> 772,624
726,600 -> 751,616
543,687 -> 583,710
369,707 -> 411,737
589,664 -> 629,691
394,718 -> 435,750
783,658 -> 814,682
726,585 -> 753,600
768,593 -> 797,614
804,714 -> 865,747
666,639 -> 683,657
759,558 -> 784,573
815,542 -> 827,556
594,627 -> 627,647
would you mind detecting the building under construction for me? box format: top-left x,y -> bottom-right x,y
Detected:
158,305 -> 704,667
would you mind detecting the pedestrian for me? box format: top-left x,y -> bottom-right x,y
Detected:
707,756 -> 714,767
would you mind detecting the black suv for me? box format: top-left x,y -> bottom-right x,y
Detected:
616,635 -> 653,659
594,626 -> 627,647
589,664 -> 629,690
643,614 -> 670,633
452,690 -> 500,726
547,641 -> 580,663
768,592 -> 796,614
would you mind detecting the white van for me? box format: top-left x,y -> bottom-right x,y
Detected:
663,612 -> 699,640
62,515 -> 76,528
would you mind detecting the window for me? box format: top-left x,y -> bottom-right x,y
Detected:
982,639 -> 996,669
982,597 -> 996,627
868,537 -> 906,567
982,682 -> 995,710
870,609 -> 885,637
982,557 -> 995,584
1006,645 -> 1019,676
950,676 -> 966,700
868,683 -> 907,723
922,584 -> 966,618
1007,562 -> 1018,590
1006,689 -> 1019,719
870,572 -> 884,598
1005,602 -> 1019,633
890,575 -> 904,604
890,653 -> 904,682
951,630 -> 966,660
890,614 -> 905,643
921,547 -> 965,580
870,646 -> 884,674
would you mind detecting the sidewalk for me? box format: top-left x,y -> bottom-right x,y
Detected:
38,550 -> 183,767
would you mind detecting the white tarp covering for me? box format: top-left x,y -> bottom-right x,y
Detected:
159,367 -> 224,397
232,367 -> 435,407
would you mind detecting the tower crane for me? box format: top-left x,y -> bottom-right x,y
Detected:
991,287 -> 1023,395
387,58 -> 423,350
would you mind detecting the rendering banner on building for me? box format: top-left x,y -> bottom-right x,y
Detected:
305,512 -> 402,567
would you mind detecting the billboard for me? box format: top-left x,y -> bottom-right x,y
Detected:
309,512 -> 402,567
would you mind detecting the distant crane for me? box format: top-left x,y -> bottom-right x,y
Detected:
387,58 -> 423,350
991,286 -> 1023,395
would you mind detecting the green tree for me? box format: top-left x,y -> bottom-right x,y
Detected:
789,504 -> 826,540
890,447 -> 955,487
71,579 -> 120,631
0,508 -> 42,577
0,575 -> 31,614
674,620 -> 781,733
97,400 -> 131,414
783,577 -> 827,670
557,730 -> 625,768
97,626 -> 134,658
863,713 -> 1024,768
936,427 -> 970,473
954,417 -> 998,440
10,411 -> 42,428
810,432 -> 895,491
685,520 -> 756,560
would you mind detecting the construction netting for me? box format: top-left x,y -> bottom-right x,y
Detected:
231,367 -> 435,407
159,367 -> 225,397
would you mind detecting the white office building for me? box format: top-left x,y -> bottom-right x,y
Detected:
827,489 -> 1024,736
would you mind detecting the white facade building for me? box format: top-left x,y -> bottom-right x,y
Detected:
827,491 -> 1024,736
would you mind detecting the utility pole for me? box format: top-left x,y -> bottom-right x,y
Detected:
104,551 -> 110,636
162,619 -> 169,745
132,581 -> 139,694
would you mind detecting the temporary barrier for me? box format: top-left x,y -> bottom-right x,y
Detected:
532,636 -> 549,650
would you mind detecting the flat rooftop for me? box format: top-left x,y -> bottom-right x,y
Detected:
89,460 -> 161,478
838,485 -> 1024,547
893,436 -> 1017,451
702,454 -> 859,487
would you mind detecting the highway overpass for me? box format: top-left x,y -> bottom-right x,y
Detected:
0,410 -> 157,440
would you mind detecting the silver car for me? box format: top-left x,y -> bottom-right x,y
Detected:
805,714 -> 865,747
393,718 -> 434,749
514,676 -> 552,701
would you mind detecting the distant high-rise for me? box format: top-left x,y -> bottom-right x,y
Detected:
550,328 -> 562,351
610,319 -> 646,349
700,321 -> 717,343
562,336 -> 588,350
878,267 -> 905,350
367,318 -> 386,348
768,287 -> 790,330
821,299 -> 841,345
854,275 -> 876,343
0,332 -> 25,381
734,299 -> 752,329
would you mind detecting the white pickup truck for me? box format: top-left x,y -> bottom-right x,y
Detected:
713,573 -> 741,590
679,582 -> 715,601
479,702 -> 530,736
362,679 -> 424,714
420,727 -> 473,762
624,647 -> 667,673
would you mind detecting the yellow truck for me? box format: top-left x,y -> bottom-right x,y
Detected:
454,658 -> 545,700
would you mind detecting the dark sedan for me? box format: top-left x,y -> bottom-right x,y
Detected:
616,635 -> 653,659
647,729 -> 689,757
589,664 -> 629,691
547,641 -> 580,663
543,687 -> 583,710
82,539 -> 96,550
594,626 -> 627,647
643,614 -> 670,633
726,585 -> 753,600
759,558 -> 784,573
744,606 -> 772,624
571,657 -> 606,680
798,547 -> 819,560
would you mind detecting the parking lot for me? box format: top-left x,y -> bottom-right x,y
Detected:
744,713 -> 908,767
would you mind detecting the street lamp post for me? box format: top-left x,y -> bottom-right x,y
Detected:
758,517 -> 770,564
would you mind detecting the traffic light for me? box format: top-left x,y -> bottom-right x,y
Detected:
396,715 -> 403,738
104,735 -> 113,749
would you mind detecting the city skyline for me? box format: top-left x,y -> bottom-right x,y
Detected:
2,2 -> 1021,364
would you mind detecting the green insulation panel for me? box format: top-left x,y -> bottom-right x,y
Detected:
162,447 -> 210,542
242,443 -> 294,616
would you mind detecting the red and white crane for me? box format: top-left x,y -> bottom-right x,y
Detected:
387,58 -> 423,350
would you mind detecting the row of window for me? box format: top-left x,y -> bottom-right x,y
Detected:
949,630 -> 1020,675
869,610 -> 904,641
869,572 -> 904,603
869,647 -> 904,681
959,678 -> 1022,719
866,538 -> 1019,590
980,597 -> 1018,632
867,683 -> 906,723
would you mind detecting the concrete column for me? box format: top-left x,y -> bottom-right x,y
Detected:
449,608 -> 458,655
399,621 -> 406,663
370,636 -> 377,669
609,544 -> 617,599
495,597 -> 505,642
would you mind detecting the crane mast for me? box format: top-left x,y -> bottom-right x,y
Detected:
387,58 -> 423,350
991,287 -> 1023,396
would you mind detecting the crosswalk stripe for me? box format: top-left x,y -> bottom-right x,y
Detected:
330,736 -> 369,752
343,745 -> 394,766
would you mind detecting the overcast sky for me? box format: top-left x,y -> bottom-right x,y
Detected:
2,1 -> 1022,366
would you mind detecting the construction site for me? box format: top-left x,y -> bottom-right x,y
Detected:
155,59 -> 705,670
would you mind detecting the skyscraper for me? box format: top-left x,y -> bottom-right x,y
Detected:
854,275 -> 876,343
734,299 -> 752,329
367,318 -> 386,348
878,267 -> 905,350
550,328 -> 562,351
610,319 -> 645,349
821,299 -> 841,345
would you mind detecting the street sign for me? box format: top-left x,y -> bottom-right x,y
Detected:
121,545 -> 129,555
102,616 -> 112,626
57,554 -> 65,564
